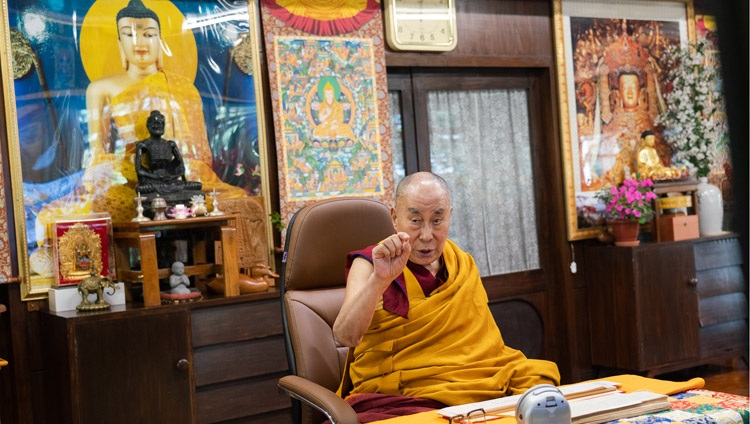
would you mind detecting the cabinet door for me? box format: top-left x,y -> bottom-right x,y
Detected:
634,244 -> 699,369
72,310 -> 193,424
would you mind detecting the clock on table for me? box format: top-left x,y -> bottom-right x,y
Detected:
384,0 -> 457,52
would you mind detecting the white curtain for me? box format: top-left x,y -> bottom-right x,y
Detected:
427,89 -> 540,276
388,92 -> 406,182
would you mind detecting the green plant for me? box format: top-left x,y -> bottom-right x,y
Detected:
269,211 -> 286,232
596,178 -> 658,224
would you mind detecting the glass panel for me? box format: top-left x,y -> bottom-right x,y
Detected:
428,89 -> 540,276
388,91 -> 406,182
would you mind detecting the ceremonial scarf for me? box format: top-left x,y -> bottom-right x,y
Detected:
343,240 -> 560,406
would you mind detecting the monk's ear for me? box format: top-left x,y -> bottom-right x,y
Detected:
390,207 -> 398,230
118,41 -> 128,71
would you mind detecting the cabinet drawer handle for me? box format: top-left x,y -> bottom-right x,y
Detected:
687,277 -> 698,287
175,359 -> 190,371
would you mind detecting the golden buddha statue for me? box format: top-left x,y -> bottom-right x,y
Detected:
637,130 -> 681,180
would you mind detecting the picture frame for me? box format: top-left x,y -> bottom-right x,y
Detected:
0,0 -> 272,300
52,213 -> 114,287
553,0 -> 695,240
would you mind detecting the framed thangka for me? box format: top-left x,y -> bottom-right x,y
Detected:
553,0 -> 694,240
261,0 -> 394,235
52,213 -> 114,287
0,0 -> 272,300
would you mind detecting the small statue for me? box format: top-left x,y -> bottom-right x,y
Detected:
77,269 -> 119,311
637,130 -> 682,180
169,261 -> 193,294
190,194 -> 208,216
135,110 -> 203,217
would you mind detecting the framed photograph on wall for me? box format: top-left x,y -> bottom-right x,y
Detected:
553,0 -> 694,240
52,213 -> 114,286
0,0 -> 272,300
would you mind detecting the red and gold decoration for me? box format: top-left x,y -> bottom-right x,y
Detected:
53,214 -> 114,286
261,0 -> 379,36
261,0 -> 394,240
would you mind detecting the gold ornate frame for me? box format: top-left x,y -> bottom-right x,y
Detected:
0,0 -> 272,300
553,0 -> 695,240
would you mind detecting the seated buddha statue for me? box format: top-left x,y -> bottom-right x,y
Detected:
637,130 -> 681,180
135,110 -> 202,211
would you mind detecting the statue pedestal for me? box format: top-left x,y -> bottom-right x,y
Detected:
48,283 -> 126,312
651,180 -> 699,242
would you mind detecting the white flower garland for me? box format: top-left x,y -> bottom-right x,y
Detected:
655,36 -> 727,178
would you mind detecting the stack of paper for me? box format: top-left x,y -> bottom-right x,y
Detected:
569,391 -> 670,424
437,381 -> 621,418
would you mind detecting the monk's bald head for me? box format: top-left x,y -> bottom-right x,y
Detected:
394,172 -> 451,210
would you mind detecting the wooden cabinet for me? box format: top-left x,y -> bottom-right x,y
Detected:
42,290 -> 292,423
585,234 -> 747,376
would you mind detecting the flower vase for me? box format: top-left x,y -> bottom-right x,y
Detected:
696,177 -> 723,236
610,220 -> 640,246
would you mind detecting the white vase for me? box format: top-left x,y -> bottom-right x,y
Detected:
696,177 -> 723,236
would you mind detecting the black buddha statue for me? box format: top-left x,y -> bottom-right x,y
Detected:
135,110 -> 202,216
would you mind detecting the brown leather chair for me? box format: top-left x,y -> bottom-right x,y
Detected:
278,197 -> 395,424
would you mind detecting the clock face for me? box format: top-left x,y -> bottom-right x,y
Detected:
385,0 -> 457,52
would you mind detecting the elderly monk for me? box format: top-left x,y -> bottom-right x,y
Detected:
333,172 -> 560,421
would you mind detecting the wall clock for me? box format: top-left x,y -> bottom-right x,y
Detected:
384,0 -> 457,52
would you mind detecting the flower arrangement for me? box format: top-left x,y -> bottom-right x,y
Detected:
655,36 -> 727,178
597,178 -> 658,224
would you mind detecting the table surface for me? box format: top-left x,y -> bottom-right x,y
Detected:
374,375 -> 749,424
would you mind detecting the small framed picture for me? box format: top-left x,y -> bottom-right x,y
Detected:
52,213 -> 115,286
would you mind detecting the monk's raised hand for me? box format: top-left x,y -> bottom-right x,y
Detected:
371,232 -> 411,285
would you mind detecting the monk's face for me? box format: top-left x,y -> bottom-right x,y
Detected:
393,180 -> 452,268
118,17 -> 161,69
619,74 -> 639,109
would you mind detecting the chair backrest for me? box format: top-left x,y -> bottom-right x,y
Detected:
281,197 -> 394,423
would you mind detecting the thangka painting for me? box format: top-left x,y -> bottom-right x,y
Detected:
260,0 -> 394,232
553,0 -> 693,240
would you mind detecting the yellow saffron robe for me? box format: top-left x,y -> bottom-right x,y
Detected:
343,240 -> 560,406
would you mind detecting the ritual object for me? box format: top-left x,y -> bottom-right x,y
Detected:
150,195 -> 168,221
76,269 -> 119,311
190,194 -> 208,216
167,204 -> 192,219
132,192 -> 151,222
161,261 -> 202,304
135,110 -> 203,217
208,188 -> 225,216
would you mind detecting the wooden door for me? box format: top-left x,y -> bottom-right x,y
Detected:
44,308 -> 194,424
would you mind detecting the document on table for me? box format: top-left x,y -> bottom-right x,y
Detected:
437,380 -> 621,418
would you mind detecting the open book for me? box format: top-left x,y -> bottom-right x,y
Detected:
438,382 -> 671,424
569,391 -> 670,424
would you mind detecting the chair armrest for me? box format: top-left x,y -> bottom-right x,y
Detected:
278,375 -> 359,424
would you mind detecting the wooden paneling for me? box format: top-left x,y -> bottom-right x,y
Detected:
192,298 -> 283,347
694,237 -> 743,270
699,293 -> 749,327
385,0 -> 553,67
697,266 -> 746,297
195,375 -> 291,423
193,336 -> 287,386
